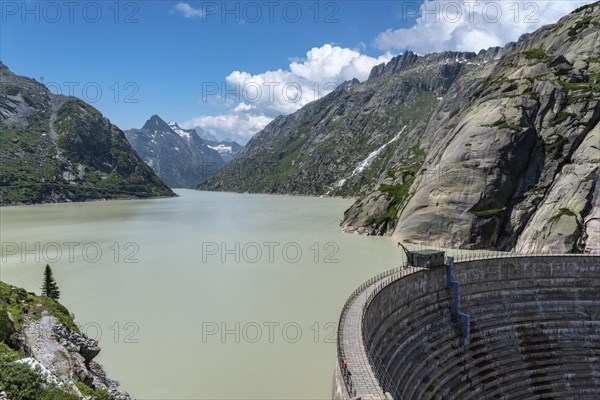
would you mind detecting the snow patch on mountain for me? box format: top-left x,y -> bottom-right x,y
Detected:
168,121 -> 192,140
208,144 -> 233,154
335,126 -> 407,187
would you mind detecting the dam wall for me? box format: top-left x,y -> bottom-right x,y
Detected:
334,255 -> 600,400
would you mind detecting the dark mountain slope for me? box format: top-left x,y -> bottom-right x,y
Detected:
0,63 -> 174,205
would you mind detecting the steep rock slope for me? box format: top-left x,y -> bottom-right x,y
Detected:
0,63 -> 174,205
125,116 -> 224,188
0,281 -> 130,399
346,3 -> 599,253
342,47 -> 509,235
198,51 -> 492,195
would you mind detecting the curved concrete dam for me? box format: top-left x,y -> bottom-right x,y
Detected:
334,255 -> 600,400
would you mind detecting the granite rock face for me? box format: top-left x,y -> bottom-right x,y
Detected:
345,3 -> 600,253
341,46 -> 507,236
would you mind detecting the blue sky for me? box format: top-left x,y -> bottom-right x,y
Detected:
1,1 -> 593,142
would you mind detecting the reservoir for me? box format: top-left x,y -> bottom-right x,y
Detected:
1,189 -> 406,399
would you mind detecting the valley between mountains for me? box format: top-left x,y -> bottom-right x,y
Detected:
1,3 -> 599,253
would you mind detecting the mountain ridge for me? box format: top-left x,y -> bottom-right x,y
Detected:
0,63 -> 175,205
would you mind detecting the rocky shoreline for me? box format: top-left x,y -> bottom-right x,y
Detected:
21,315 -> 131,399
0,283 -> 131,399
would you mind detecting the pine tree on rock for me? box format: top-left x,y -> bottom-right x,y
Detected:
41,264 -> 60,300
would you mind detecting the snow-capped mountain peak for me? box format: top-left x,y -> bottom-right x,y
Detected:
168,121 -> 193,141
125,115 -> 226,188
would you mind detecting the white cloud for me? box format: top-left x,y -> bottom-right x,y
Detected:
374,0 -> 595,54
183,44 -> 392,143
289,44 -> 392,83
174,3 -> 204,19
181,113 -> 273,144
233,102 -> 255,112
223,44 -> 391,117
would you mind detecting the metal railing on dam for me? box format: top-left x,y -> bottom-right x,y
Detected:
333,253 -> 600,400
335,262 -> 425,399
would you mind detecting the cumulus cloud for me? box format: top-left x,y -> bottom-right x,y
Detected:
183,44 -> 392,143
181,113 -> 273,144
174,3 -> 204,19
374,0 -> 595,54
224,44 -> 392,116
289,44 -> 392,83
233,102 -> 255,112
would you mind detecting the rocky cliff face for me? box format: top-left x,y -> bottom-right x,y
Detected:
0,63 -> 174,205
0,282 -> 130,399
125,116 -> 224,188
381,3 -> 600,253
341,45 -> 514,236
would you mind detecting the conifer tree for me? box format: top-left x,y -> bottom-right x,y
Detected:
41,264 -> 60,300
